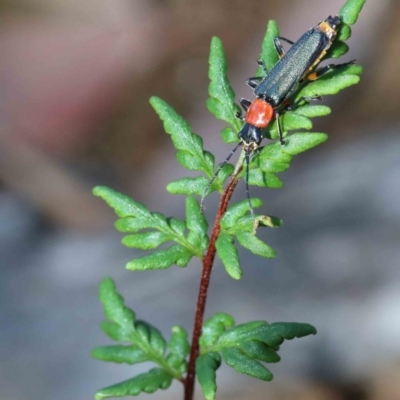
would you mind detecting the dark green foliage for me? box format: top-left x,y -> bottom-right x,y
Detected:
294,104 -> 331,118
207,37 -> 242,134
167,326 -> 191,374
95,368 -> 173,400
220,126 -> 239,144
186,196 -> 209,251
199,313 -> 235,349
337,24 -> 352,41
196,313 -> 317,399
215,234 -> 242,279
257,20 -> 280,75
245,131 -> 327,191
236,232 -> 276,258
167,177 -> 210,196
220,198 -> 263,228
150,97 -> 215,177
339,0 -> 366,25
325,40 -> 349,59
216,198 -> 278,278
91,345 -> 149,365
221,347 -> 274,381
196,352 -> 221,400
93,187 -> 206,268
92,1 -> 365,398
93,278 -> 189,399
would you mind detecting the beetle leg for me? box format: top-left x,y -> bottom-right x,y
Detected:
240,98 -> 252,111
275,112 -> 286,145
287,95 -> 322,111
246,76 -> 263,89
308,60 -> 356,80
235,111 -> 245,121
273,38 -> 286,59
244,149 -> 255,219
277,36 -> 295,45
257,59 -> 268,74
273,36 -> 295,59
235,111 -> 244,121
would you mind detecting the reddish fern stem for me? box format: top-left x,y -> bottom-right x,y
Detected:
184,171 -> 240,400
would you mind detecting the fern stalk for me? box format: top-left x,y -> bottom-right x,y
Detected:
185,167 -> 241,399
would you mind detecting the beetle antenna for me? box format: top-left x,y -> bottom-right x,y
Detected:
200,142 -> 241,213
245,149 -> 255,219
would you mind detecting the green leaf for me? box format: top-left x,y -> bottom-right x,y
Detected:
223,322 -> 316,348
324,40 -> 349,59
258,158 -> 290,174
91,345 -> 149,365
339,0 -> 366,25
257,20 -> 280,75
95,280 -> 186,384
167,217 -> 187,236
100,321 -> 130,342
166,326 -> 190,373
215,234 -> 242,280
267,111 -> 312,141
255,215 -> 283,228
221,198 -> 263,229
95,187 -> 202,259
186,196 -> 209,251
221,127 -> 239,144
221,347 -> 273,381
150,97 -> 214,177
168,326 -> 190,360
282,112 -> 313,131
293,105 -> 331,118
127,245 -> 193,270
280,132 -> 328,155
166,177 -> 209,196
115,217 -> 153,233
207,37 -> 241,132
214,162 -> 235,188
99,277 -> 136,339
95,368 -> 173,399
263,322 -> 316,347
236,232 -> 276,259
94,186 -> 152,220
218,321 -> 267,345
248,169 -> 283,188
176,150 -> 213,172
259,142 -> 293,164
267,322 -> 317,342
228,214 -> 282,234
240,341 -> 281,363
196,352 -> 221,400
337,24 -> 352,41
136,320 -> 167,357
122,232 -> 171,250
200,313 -> 235,349
95,188 -> 186,242
200,318 -> 317,383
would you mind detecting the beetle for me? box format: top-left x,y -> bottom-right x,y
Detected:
201,15 -> 355,215
238,15 -> 353,148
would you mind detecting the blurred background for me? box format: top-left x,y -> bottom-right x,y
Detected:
0,0 -> 399,399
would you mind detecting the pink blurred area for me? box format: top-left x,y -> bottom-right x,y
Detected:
0,5 -> 166,156
0,2 -> 171,229
2,21 -> 130,154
